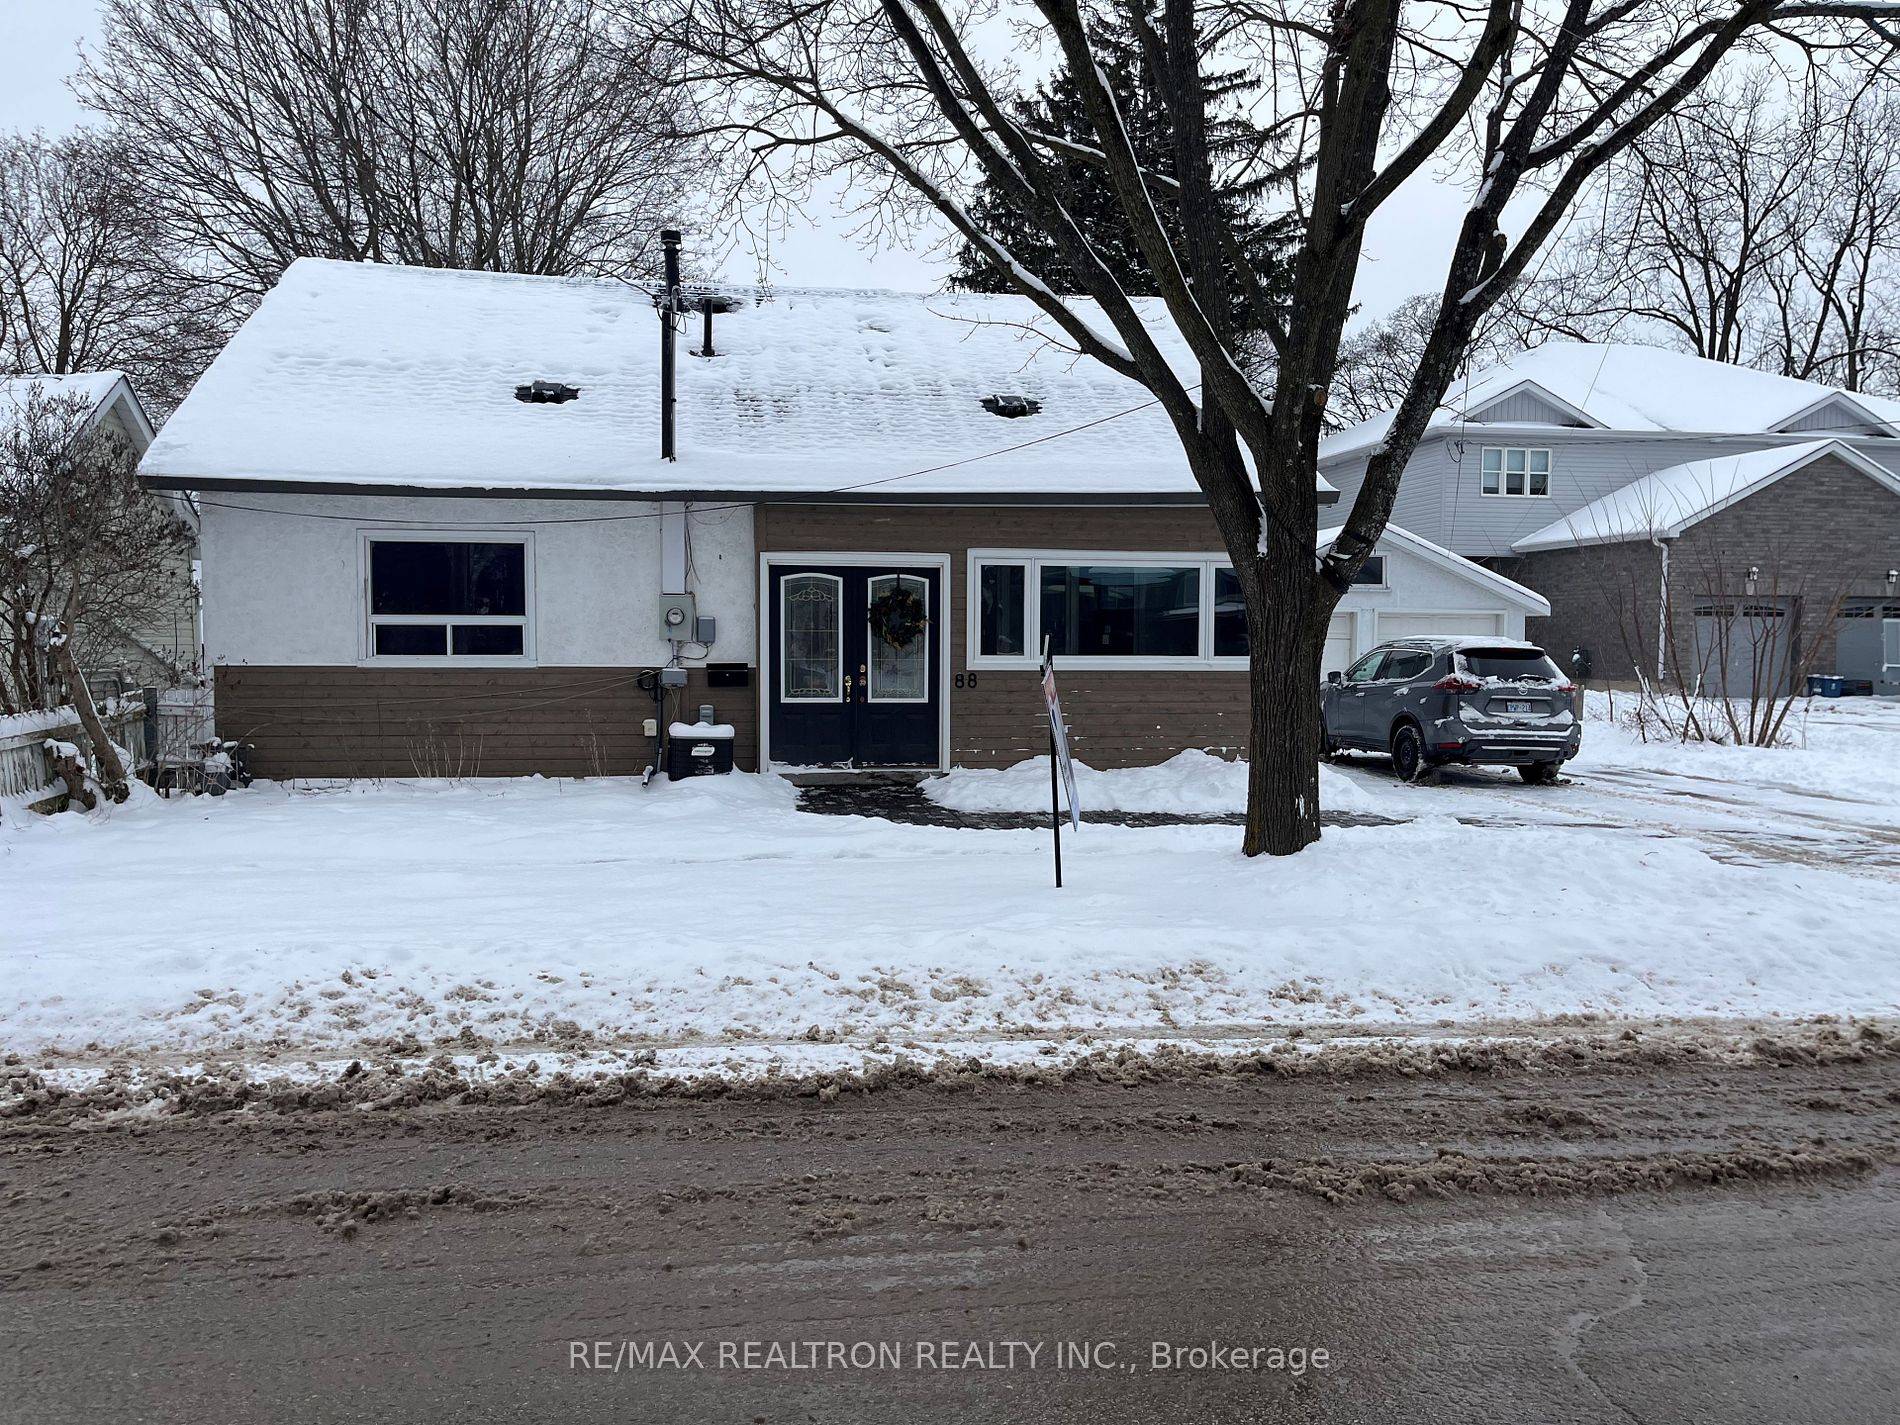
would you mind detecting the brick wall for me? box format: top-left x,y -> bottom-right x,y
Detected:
1497,454 -> 1900,680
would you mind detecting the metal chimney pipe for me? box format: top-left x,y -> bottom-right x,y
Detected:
660,228 -> 681,461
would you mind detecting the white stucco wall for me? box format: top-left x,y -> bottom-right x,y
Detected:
200,493 -> 755,667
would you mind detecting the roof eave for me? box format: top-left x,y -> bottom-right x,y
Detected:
143,471 -> 1313,507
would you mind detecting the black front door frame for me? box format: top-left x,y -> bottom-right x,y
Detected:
757,551 -> 952,772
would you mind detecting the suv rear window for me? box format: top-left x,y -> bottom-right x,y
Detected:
1457,647 -> 1562,681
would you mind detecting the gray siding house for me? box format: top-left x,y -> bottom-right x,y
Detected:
1320,345 -> 1900,693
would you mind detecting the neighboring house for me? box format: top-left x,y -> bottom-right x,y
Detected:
138,258 -> 1544,778
1,371 -> 200,694
1320,345 -> 1900,693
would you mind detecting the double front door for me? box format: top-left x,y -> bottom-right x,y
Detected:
768,563 -> 941,767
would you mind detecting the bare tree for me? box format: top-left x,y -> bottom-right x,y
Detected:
1498,62 -> 1900,392
1765,75 -> 1900,389
79,0 -> 693,308
0,129 -> 218,413
661,0 -> 1897,854
0,386 -> 194,799
1330,293 -> 1526,429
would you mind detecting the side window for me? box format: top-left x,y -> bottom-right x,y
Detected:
977,562 -> 1027,656
1382,650 -> 1433,682
1344,651 -> 1386,684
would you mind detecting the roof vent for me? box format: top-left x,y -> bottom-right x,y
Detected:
516,380 -> 581,404
982,394 -> 1041,419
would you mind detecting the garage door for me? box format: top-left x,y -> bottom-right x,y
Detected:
1836,603 -> 1900,694
1322,612 -> 1354,677
1693,599 -> 1795,698
1374,611 -> 1502,642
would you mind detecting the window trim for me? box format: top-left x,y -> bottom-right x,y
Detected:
967,549 -> 1248,670
359,530 -> 536,667
778,571 -> 846,704
1478,446 -> 1552,498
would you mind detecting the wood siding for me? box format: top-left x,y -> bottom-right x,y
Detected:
757,504 -> 1252,768
217,665 -> 757,779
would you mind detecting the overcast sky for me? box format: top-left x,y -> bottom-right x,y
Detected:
0,0 -> 1457,318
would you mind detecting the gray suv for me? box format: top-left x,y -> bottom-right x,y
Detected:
1321,637 -> 1581,784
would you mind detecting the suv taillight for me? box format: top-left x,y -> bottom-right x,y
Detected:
1434,675 -> 1481,693
1555,682 -> 1578,694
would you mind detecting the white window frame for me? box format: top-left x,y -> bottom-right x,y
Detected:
967,549 -> 1248,671
778,571 -> 846,704
1346,554 -> 1389,590
866,572 -> 932,704
360,530 -> 536,667
1479,446 -> 1552,498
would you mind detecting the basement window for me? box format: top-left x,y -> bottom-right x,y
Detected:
981,394 -> 1042,419
366,536 -> 532,660
515,380 -> 581,404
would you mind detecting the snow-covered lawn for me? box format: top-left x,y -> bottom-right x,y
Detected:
4,696 -> 1897,1073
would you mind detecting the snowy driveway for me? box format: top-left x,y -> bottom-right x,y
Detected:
4,698 -> 1897,1068
1328,695 -> 1900,876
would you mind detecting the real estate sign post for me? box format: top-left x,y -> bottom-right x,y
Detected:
1041,637 -> 1080,887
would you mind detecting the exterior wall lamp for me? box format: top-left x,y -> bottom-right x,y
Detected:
1744,565 -> 1760,596
1887,568 -> 1898,594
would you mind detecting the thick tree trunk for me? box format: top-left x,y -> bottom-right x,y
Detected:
1241,543 -> 1329,857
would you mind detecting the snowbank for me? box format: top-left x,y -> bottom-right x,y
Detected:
925,750 -> 1391,816
5,755 -> 1896,1067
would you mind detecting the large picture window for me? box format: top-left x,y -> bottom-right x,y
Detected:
1040,564 -> 1201,658
972,550 -> 1339,668
366,536 -> 531,659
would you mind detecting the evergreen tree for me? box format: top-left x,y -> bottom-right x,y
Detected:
948,12 -> 1293,339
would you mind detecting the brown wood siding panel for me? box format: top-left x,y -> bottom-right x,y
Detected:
757,505 -> 1249,768
216,666 -> 758,779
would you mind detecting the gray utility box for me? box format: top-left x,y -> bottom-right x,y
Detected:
659,593 -> 697,642
667,720 -> 735,779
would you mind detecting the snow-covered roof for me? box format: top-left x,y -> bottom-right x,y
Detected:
1319,343 -> 1900,462
143,258 -> 1325,502
1,371 -> 153,449
1319,521 -> 1550,614
1512,438 -> 1900,553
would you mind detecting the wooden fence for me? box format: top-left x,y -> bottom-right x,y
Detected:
0,698 -> 150,807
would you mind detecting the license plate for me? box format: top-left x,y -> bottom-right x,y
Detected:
1504,700 -> 1534,714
